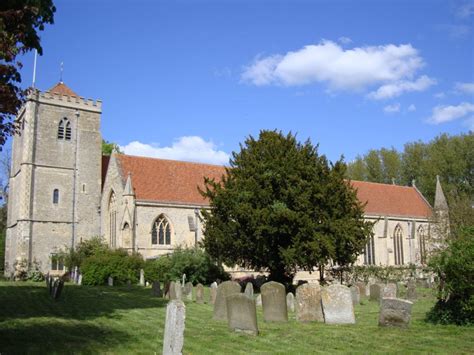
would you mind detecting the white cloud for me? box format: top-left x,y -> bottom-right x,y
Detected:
338,36 -> 353,45
455,82 -> 474,94
384,103 -> 401,113
120,136 -> 230,165
456,2 -> 474,18
408,104 -> 416,112
428,102 -> 474,124
241,41 -> 426,93
434,92 -> 446,99
367,75 -> 436,100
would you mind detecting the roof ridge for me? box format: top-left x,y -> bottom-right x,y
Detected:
117,153 -> 228,169
348,179 -> 414,189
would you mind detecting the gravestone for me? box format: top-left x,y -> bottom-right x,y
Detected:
174,281 -> 183,300
286,292 -> 295,313
382,283 -> 397,300
244,282 -> 254,299
350,285 -> 360,305
356,282 -> 367,297
261,281 -> 288,322
226,293 -> 258,335
52,279 -> 64,300
74,267 -> 79,283
370,284 -> 382,301
47,277 -> 54,295
379,298 -> 413,328
152,281 -> 162,297
139,269 -> 145,286
321,284 -> 355,324
162,300 -> 186,355
183,282 -> 193,301
108,276 -> 114,287
406,280 -> 417,300
256,294 -> 262,307
210,282 -> 218,304
213,281 -> 241,321
295,283 -> 324,322
78,274 -> 83,286
195,283 -> 204,304
169,281 -> 177,300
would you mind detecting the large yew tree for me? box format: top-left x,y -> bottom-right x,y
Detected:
201,130 -> 373,285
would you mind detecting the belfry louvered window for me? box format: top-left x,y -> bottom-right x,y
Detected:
58,118 -> 72,140
393,224 -> 404,265
152,215 -> 171,245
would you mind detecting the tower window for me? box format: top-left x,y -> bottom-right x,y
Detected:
58,118 -> 72,141
53,189 -> 59,204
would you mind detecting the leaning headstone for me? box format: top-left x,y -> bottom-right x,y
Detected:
350,285 -> 360,305
174,281 -> 183,300
52,279 -> 64,300
169,281 -> 177,300
213,281 -> 241,321
226,293 -> 258,335
370,284 -> 382,301
183,282 -> 193,301
379,298 -> 413,328
261,281 -> 288,322
139,269 -> 145,286
256,294 -> 262,307
195,283 -> 204,304
244,282 -> 254,299
78,274 -> 83,286
286,292 -> 295,313
356,282 -> 367,297
108,276 -> 114,287
209,282 -> 218,304
152,281 -> 162,297
406,281 -> 417,300
321,284 -> 355,324
295,283 -> 324,322
381,283 -> 397,300
162,300 -> 186,355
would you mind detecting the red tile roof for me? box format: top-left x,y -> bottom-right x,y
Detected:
351,180 -> 432,218
48,82 -> 78,97
115,154 -> 432,217
116,154 -> 226,205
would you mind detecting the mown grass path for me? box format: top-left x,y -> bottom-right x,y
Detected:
0,281 -> 472,354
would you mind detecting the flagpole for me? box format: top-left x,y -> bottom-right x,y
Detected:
32,49 -> 38,88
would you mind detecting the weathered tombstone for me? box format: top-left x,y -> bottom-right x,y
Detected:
209,282 -> 218,304
286,292 -> 295,313
406,280 -> 417,300
152,281 -> 162,297
295,283 -> 324,322
108,276 -> 114,287
226,293 -> 258,335
52,279 -> 64,300
48,277 -> 54,295
195,283 -> 204,304
356,282 -> 367,297
182,274 -> 186,287
244,282 -> 254,299
183,282 -> 193,301
45,273 -> 50,288
350,285 -> 360,305
174,281 -> 182,300
162,300 -> 186,355
213,280 -> 241,321
381,283 -> 397,300
256,294 -> 262,307
379,298 -> 413,328
370,284 -> 382,301
261,281 -> 288,322
321,284 -> 355,324
78,274 -> 83,286
74,266 -> 79,283
169,281 -> 177,300
139,269 -> 145,286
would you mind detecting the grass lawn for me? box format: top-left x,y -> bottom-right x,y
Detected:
0,281 -> 473,354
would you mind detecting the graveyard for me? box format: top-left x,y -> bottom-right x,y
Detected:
0,280 -> 472,354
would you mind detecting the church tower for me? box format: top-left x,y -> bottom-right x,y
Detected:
4,83 -> 102,274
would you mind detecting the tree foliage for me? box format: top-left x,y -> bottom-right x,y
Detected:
0,0 -> 55,147
101,139 -> 122,155
201,130 -> 372,285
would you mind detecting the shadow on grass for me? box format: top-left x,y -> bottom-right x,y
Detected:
0,321 -> 132,354
0,282 -> 167,322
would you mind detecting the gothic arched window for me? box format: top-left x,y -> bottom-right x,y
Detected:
364,235 -> 375,265
152,215 -> 171,245
393,224 -> 404,265
57,118 -> 72,140
109,191 -> 117,248
53,189 -> 59,204
418,225 -> 427,264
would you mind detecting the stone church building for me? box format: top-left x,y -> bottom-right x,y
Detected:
3,83 -> 448,276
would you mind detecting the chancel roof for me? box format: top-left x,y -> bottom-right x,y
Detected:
113,154 -> 432,217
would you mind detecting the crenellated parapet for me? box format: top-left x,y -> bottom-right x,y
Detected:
28,89 -> 102,113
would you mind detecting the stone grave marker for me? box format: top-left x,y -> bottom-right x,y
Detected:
370,284 -> 382,301
139,269 -> 145,286
213,280 -> 241,321
52,279 -> 64,300
350,285 -> 360,305
406,280 -> 417,300
162,300 -> 186,355
226,293 -> 258,335
78,274 -> 83,286
286,292 -> 295,313
169,281 -> 177,300
261,281 -> 288,322
152,281 -> 162,297
379,298 -> 413,328
210,282 -> 218,304
108,276 -> 114,287
195,283 -> 204,304
356,282 -> 367,297
174,281 -> 182,300
382,283 -> 397,300
256,294 -> 262,307
47,276 -> 54,295
244,282 -> 254,299
321,284 -> 355,324
183,282 -> 193,301
295,283 -> 324,322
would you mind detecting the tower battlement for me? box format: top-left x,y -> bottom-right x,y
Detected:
30,89 -> 102,112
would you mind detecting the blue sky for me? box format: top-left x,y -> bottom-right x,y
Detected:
16,0 -> 474,165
